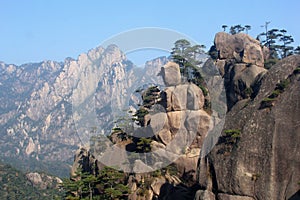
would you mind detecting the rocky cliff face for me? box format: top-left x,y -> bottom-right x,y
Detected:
0,45 -> 167,177
70,61 -> 212,199
213,32 -> 267,111
195,33 -> 300,200
68,33 -> 300,200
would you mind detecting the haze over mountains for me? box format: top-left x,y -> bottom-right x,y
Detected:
0,44 -> 168,177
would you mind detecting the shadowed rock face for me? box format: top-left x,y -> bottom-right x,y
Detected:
196,55 -> 300,200
213,32 -> 267,111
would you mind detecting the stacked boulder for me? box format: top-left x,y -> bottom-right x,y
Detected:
152,61 -> 211,181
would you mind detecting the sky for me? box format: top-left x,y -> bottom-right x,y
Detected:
0,0 -> 300,65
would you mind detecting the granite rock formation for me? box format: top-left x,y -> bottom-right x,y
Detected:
213,32 -> 267,111
196,32 -> 300,200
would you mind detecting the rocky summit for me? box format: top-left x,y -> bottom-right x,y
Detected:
0,45 -> 167,177
195,34 -> 300,200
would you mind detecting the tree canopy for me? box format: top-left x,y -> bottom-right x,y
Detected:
171,39 -> 206,83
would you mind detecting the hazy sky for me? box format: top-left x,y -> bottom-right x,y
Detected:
1,0 -> 299,65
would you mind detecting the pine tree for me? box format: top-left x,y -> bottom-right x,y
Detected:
222,25 -> 228,32
229,25 -> 245,35
245,25 -> 251,34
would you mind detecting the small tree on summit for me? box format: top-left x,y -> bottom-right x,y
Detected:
229,25 -> 245,35
245,25 -> 251,34
257,25 -> 295,68
222,25 -> 228,32
279,29 -> 294,58
171,39 -> 206,81
171,39 -> 209,110
258,28 -> 294,59
294,46 -> 300,55
171,39 -> 191,70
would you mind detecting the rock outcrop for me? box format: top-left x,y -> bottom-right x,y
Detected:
26,172 -> 62,190
70,61 -> 212,199
161,61 -> 181,86
212,32 -> 267,110
153,62 -> 210,181
215,32 -> 264,67
196,55 -> 300,199
70,147 -> 102,178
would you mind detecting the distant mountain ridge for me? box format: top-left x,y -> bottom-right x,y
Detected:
0,44 -> 168,177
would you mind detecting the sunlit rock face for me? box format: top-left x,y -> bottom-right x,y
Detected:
0,44 -> 167,176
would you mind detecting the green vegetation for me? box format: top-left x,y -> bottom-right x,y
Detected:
260,79 -> 290,109
221,24 -> 251,34
257,23 -> 295,68
171,39 -> 205,83
0,161 -> 63,200
151,169 -> 162,177
142,86 -> 161,108
62,167 -> 130,200
262,97 -> 276,102
276,79 -> 290,91
229,24 -> 246,35
217,129 -> 242,155
260,97 -> 276,109
243,87 -> 253,98
136,137 -> 152,153
165,164 -> 179,176
224,129 -> 241,139
171,39 -> 211,111
294,46 -> 300,55
133,107 -> 149,127
132,85 -> 161,127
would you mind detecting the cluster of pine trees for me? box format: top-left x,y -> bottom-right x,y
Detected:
62,167 -> 130,200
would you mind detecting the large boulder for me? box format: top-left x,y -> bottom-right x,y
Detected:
157,128 -> 172,145
163,83 -> 204,111
215,32 -> 264,67
167,111 -> 182,134
187,84 -> 205,110
161,61 -> 181,86
170,84 -> 189,111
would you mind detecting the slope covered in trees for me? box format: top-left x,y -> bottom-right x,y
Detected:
0,161 -> 63,199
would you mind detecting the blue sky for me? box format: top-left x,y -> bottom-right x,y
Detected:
1,0 -> 299,65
